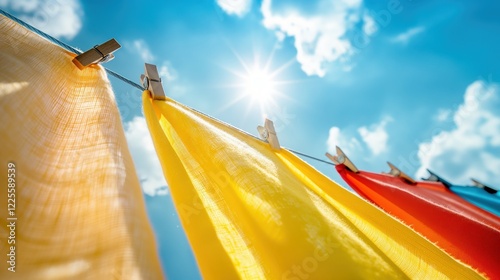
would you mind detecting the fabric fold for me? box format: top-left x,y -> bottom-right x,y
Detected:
450,185 -> 500,217
143,91 -> 483,279
0,15 -> 164,279
336,164 -> 500,279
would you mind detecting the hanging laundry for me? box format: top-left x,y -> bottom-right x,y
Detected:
424,170 -> 500,217
450,184 -> 500,217
0,15 -> 164,279
336,164 -> 500,279
143,91 -> 483,279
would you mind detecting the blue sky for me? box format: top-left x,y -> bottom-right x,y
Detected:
2,0 -> 500,278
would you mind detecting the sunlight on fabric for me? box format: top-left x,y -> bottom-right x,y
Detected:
0,82 -> 28,96
0,15 -> 163,279
39,260 -> 91,279
143,91 -> 483,280
337,165 -> 500,278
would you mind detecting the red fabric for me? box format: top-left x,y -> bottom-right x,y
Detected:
336,164 -> 500,279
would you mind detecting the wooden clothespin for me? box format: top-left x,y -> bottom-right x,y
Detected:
140,63 -> 166,100
422,171 -> 440,182
471,178 -> 498,194
257,118 -> 280,150
386,162 -> 416,184
72,39 -> 121,70
325,146 -> 359,173
422,169 -> 452,188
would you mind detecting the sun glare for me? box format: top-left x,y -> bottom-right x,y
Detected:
218,46 -> 296,119
243,68 -> 276,104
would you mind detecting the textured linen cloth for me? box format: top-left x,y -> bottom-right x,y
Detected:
0,15 -> 164,279
143,91 -> 482,280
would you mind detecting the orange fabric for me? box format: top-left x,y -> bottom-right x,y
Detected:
337,164 -> 500,278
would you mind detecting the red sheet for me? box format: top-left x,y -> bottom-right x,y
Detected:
336,164 -> 500,279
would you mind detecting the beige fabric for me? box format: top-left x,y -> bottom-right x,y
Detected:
0,15 -> 164,279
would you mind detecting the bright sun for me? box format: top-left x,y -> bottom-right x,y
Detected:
243,68 -> 276,104
219,49 -> 295,118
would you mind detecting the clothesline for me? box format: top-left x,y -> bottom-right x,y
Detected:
3,11 -> 498,279
0,8 -> 334,167
0,9 -> 145,91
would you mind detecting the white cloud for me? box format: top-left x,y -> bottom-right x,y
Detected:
435,108 -> 452,122
0,0 -> 83,40
159,61 -> 177,82
362,11 -> 378,36
260,0 -> 373,77
326,126 -> 362,155
157,61 -> 180,96
326,116 -> 392,157
126,40 -> 177,84
216,0 -> 252,17
391,26 -> 424,44
128,39 -> 155,62
125,117 -> 168,196
358,117 -> 392,156
416,81 -> 500,185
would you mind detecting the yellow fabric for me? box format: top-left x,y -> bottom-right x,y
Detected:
0,16 -> 164,279
143,91 -> 483,280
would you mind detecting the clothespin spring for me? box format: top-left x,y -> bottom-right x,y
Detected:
92,45 -> 114,63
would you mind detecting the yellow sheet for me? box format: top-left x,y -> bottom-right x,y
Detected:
143,91 -> 483,279
0,16 -> 164,279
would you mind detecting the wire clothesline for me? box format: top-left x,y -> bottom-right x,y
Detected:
0,9 -> 145,91
0,8 -> 334,167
